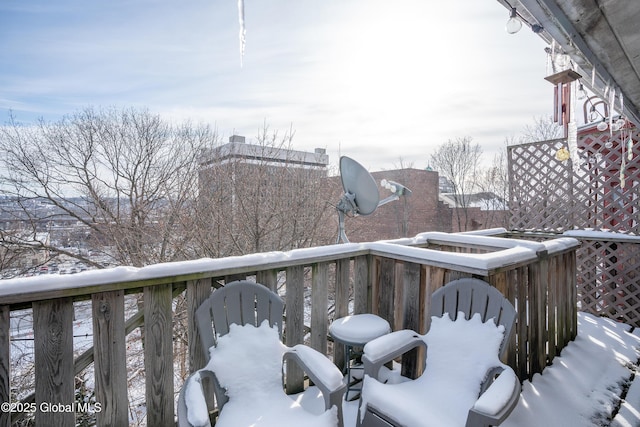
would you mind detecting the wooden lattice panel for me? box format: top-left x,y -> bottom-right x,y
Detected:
575,130 -> 640,234
507,139 -> 575,232
508,130 -> 639,234
576,239 -> 640,326
508,130 -> 640,326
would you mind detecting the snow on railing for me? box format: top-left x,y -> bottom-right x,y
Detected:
0,231 -> 579,426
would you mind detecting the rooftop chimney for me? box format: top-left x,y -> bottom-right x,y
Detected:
229,135 -> 246,143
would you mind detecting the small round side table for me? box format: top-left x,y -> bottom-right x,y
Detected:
329,313 -> 391,400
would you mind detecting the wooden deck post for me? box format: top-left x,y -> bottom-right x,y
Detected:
401,262 -> 422,378
538,254 -> 549,373
285,265 -> 305,394
527,258 -> 548,379
353,255 -> 370,315
186,279 -> 215,414
144,284 -> 174,427
516,266 -> 529,380
423,266 -> 445,332
333,259 -> 350,373
377,258 -> 396,330
548,256 -> 558,360
566,250 -> 578,342
33,298 -> 74,427
0,305 -> 9,427
92,290 -> 128,427
310,262 -> 329,354
256,270 -> 278,293
186,279 -> 212,373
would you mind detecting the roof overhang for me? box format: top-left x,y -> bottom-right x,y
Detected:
495,0 -> 640,128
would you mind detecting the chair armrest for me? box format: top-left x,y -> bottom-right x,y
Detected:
466,366 -> 520,427
362,330 -> 426,380
284,345 -> 347,427
179,370 -> 215,427
285,345 -> 345,393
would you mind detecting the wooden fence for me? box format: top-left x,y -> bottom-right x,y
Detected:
0,232 -> 579,426
484,228 -> 640,327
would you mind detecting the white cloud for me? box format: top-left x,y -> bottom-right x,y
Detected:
1,0 -> 558,172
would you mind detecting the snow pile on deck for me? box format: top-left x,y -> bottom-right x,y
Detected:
503,312 -> 640,427
296,312 -> 640,427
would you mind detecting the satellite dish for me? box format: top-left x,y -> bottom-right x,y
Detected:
335,156 -> 412,243
336,156 -> 378,243
339,156 -> 379,215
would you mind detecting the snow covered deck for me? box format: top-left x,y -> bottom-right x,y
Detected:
0,230 -> 582,426
299,311 -> 640,427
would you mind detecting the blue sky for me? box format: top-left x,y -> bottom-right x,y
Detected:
0,0 -> 553,171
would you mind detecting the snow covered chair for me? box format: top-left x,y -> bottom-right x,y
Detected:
357,278 -> 520,427
177,280 -> 346,427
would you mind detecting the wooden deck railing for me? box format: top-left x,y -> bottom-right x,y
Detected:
0,231 -> 579,426
481,228 -> 640,327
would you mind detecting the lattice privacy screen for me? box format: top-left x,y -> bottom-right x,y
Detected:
577,239 -> 640,326
508,129 -> 640,325
508,130 -> 639,234
507,139 -> 575,232
574,131 -> 640,233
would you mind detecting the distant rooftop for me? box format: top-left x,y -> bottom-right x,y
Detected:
200,135 -> 329,170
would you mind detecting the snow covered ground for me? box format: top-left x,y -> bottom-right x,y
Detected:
503,312 -> 640,427
296,312 -> 640,427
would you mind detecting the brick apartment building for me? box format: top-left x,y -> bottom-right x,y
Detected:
335,167 -> 509,243
198,135 -> 330,202
197,138 -> 507,248
197,135 -> 334,254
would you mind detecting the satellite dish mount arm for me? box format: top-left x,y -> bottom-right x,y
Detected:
336,209 -> 349,244
335,192 -> 357,244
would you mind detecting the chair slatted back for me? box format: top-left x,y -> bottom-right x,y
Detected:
430,278 -> 516,359
195,280 -> 284,357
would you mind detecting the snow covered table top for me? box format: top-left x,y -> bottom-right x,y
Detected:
329,314 -> 391,345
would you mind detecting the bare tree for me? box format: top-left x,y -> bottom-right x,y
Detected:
0,107 -> 214,268
386,158 -> 415,238
430,137 -> 483,231
195,124 -> 335,258
476,150 -> 510,229
476,115 -> 563,231
521,115 -> 563,143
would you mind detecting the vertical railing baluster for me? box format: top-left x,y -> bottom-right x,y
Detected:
186,279 -> 212,373
0,305 -> 10,427
310,263 -> 329,355
285,265 -> 305,394
567,250 -> 578,342
547,256 -> 558,361
257,270 -> 278,293
333,258 -> 350,372
186,278 -> 215,414
353,255 -> 370,315
527,263 -> 542,379
92,290 -> 127,427
538,253 -> 549,373
33,298 -> 74,426
144,284 -> 174,427
401,262 -> 421,379
516,266 -> 529,380
377,258 -> 396,330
